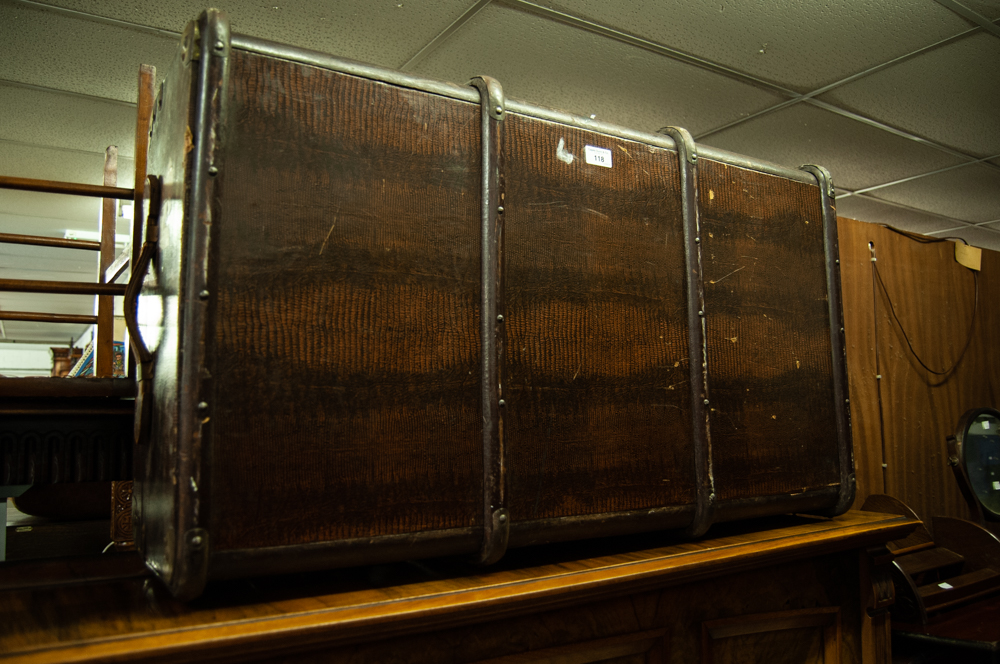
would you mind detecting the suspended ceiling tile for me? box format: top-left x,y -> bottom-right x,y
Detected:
411,4 -> 786,136
531,0 -> 971,92
820,33 -> 1000,158
0,142 -> 135,185
0,244 -> 97,277
869,162 -> 1000,223
953,0 -> 1000,20
0,2 -> 176,102
0,144 -> 135,230
32,0 -> 478,69
835,195 -> 958,236
0,190 -> 101,228
0,210 -> 133,243
0,85 -> 137,158
0,321 -> 91,345
934,225 -> 1000,252
699,103 -> 966,191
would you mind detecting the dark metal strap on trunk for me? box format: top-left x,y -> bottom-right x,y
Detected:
659,126 -> 715,538
800,164 -> 856,516
471,75 -> 509,565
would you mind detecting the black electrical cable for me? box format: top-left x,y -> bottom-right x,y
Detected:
880,224 -> 969,246
868,234 -> 979,493
872,262 -> 978,377
869,242 -> 889,493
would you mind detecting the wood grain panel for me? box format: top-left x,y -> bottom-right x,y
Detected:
839,217 -> 1000,523
701,608 -> 840,664
208,52 -> 483,548
502,115 -> 695,521
699,161 -> 840,503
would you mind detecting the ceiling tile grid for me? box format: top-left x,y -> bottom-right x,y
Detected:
2,0 -> 1000,344
867,162 -> 1000,224
698,102 -> 968,191
0,142 -> 134,189
0,1 -> 177,103
819,32 -> 1000,158
959,0 -> 1000,20
533,0 -> 973,91
31,0 -> 478,69
0,83 -> 138,158
835,195 -> 961,236
411,3 -> 786,136
933,225 -> 1000,249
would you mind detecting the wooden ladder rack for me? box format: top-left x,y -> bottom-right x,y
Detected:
0,65 -> 154,379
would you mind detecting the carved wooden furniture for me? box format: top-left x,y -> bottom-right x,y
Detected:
0,510 -> 914,664
862,494 -> 1000,625
893,593 -> 1000,663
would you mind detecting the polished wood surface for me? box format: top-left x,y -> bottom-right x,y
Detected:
838,218 -> 1000,520
894,591 -> 1000,648
0,510 -> 915,663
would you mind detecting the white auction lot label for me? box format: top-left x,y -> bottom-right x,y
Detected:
584,145 -> 612,168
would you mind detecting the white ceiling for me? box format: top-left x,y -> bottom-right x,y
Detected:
1,0 -> 999,346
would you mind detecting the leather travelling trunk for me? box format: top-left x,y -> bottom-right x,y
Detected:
129,10 -> 854,599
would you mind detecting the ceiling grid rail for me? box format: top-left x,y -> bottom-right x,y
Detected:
396,0 -> 1000,187
3,0 -> 998,248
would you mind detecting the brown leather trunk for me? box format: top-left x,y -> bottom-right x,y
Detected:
130,10 -> 853,599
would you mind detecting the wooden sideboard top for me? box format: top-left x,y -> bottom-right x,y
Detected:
1,510 -> 916,663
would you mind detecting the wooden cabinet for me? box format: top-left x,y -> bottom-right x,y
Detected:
0,510 -> 914,663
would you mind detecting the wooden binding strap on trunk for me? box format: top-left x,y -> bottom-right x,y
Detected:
659,126 -> 715,539
799,164 -> 856,516
471,75 -> 509,565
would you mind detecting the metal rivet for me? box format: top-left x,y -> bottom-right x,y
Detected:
695,237 -> 700,243
845,398 -> 850,403
214,40 -> 225,51
498,514 -> 508,524
190,535 -> 203,547
197,401 -> 209,412
497,314 -> 504,322
495,105 -> 502,115
208,166 -> 219,176
703,399 -> 710,405
498,205 -> 504,214
698,310 -> 704,316
498,399 -> 506,407
840,327 -> 845,333
835,259 -> 840,264
876,374 -> 881,380
199,289 -> 210,300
